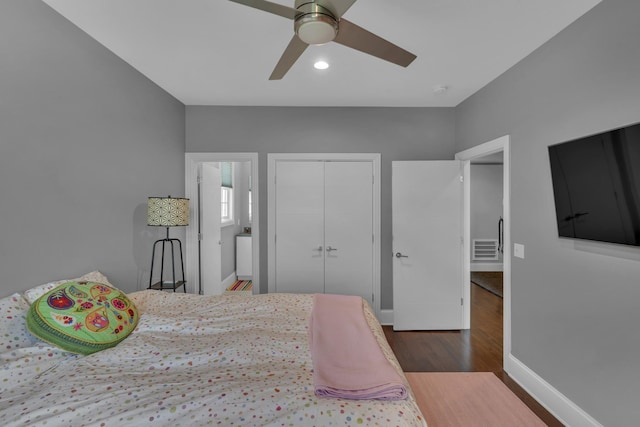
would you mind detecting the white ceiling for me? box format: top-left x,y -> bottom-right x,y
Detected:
42,0 -> 600,107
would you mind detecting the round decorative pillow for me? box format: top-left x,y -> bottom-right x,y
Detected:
26,281 -> 139,355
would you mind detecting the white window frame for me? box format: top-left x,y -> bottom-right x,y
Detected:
220,161 -> 234,227
221,186 -> 234,226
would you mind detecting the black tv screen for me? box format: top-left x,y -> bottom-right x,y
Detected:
548,122 -> 640,246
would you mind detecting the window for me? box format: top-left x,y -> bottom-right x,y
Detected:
248,175 -> 252,223
221,162 -> 234,225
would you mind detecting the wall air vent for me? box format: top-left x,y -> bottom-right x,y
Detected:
472,239 -> 499,261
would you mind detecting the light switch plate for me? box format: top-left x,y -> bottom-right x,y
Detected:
514,243 -> 525,259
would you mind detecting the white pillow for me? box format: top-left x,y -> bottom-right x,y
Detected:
0,293 -> 36,353
23,271 -> 111,304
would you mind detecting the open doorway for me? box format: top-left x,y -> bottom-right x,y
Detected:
469,153 -> 504,299
185,153 -> 259,296
469,152 -> 505,369
456,135 -> 511,368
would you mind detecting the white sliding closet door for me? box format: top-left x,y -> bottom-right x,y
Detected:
273,160 -> 374,305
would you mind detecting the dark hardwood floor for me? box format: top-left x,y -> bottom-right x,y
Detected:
384,283 -> 564,426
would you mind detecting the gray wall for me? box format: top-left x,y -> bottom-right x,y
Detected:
0,0 -> 185,296
186,106 -> 456,308
455,0 -> 640,425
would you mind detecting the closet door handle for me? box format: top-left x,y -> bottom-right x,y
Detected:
395,252 -> 408,258
315,246 -> 323,251
326,246 -> 338,252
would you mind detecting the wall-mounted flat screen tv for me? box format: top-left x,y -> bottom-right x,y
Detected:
548,122 -> 640,246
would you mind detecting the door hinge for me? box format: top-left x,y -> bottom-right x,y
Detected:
459,175 -> 464,183
198,232 -> 202,241
461,298 -> 464,306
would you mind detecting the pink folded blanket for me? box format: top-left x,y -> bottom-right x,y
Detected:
310,293 -> 407,400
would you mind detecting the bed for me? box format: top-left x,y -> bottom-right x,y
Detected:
1,278 -> 426,427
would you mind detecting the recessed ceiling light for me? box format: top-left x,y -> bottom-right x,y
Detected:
314,60 -> 329,70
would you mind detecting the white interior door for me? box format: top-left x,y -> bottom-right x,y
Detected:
392,161 -> 463,330
324,161 -> 374,305
201,163 -> 222,295
274,161 -> 325,293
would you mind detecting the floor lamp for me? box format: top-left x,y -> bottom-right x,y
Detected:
147,196 -> 189,292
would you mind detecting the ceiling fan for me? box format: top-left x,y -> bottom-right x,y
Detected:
228,0 -> 417,80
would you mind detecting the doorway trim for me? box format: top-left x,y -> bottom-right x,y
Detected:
267,153 -> 381,318
185,152 -> 259,295
455,135 -> 511,365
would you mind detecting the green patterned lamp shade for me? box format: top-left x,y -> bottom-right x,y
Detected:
147,197 -> 190,227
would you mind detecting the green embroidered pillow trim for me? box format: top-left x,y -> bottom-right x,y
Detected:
26,281 -> 139,355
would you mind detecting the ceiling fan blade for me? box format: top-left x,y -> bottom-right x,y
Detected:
228,0 -> 299,20
270,36 -> 309,80
319,0 -> 358,18
334,19 -> 416,67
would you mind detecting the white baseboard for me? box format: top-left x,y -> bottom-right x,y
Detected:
471,262 -> 503,272
222,272 -> 237,292
378,309 -> 393,325
506,354 -> 602,427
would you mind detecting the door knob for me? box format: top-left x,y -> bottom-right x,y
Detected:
326,246 -> 338,252
395,252 -> 408,258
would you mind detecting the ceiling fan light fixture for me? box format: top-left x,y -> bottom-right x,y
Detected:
294,3 -> 338,45
295,14 -> 338,45
314,60 -> 329,70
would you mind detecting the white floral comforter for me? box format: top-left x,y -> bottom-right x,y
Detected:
1,291 -> 425,427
